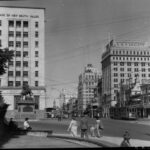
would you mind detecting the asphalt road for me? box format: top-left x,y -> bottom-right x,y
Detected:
16,118 -> 150,141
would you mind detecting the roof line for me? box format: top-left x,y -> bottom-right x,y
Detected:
0,6 -> 45,10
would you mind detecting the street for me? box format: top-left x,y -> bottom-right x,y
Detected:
16,118 -> 150,141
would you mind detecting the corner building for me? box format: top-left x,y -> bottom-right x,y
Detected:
101,40 -> 150,117
0,6 -> 46,119
78,64 -> 100,115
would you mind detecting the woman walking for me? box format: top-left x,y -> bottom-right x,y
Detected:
95,116 -> 104,138
67,117 -> 78,137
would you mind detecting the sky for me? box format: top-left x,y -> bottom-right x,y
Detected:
1,0 -> 150,107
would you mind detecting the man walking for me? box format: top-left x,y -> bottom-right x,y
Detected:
80,113 -> 89,139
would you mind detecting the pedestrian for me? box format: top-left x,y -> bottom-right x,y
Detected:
23,118 -> 32,131
120,131 -> 131,147
90,123 -> 96,137
95,116 -> 104,138
67,117 -> 78,137
80,113 -> 89,139
8,118 -> 18,131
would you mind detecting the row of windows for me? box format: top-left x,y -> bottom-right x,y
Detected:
112,50 -> 149,55
9,41 -> 39,48
113,73 -> 148,77
8,20 -> 39,28
8,71 -> 38,77
14,51 -> 38,57
113,67 -> 150,72
8,81 -> 39,87
113,62 -> 150,66
9,61 -> 38,67
112,56 -> 150,61
8,31 -> 39,38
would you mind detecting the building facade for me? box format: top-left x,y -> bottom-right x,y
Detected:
101,39 -> 150,117
0,6 -> 46,118
78,64 -> 101,115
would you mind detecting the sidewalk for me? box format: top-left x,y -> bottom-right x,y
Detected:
53,133 -> 150,147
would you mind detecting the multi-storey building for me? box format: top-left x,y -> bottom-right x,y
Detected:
78,64 -> 101,115
101,39 -> 150,117
0,6 -> 46,118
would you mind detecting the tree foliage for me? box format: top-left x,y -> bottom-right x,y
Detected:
21,84 -> 33,97
0,48 -> 14,104
0,48 -> 14,75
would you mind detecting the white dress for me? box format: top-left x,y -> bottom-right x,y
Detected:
68,120 -> 78,137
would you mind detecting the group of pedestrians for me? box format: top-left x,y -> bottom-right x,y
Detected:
8,117 -> 32,131
67,113 -> 104,139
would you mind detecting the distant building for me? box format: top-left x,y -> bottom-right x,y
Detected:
101,39 -> 150,117
0,6 -> 46,118
78,64 -> 101,115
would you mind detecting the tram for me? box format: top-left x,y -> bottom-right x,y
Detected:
109,106 -> 138,120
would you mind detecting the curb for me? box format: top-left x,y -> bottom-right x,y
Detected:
48,134 -> 119,147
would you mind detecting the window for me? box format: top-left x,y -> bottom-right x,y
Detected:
23,81 -> 28,86
127,62 -> 131,66
142,74 -> 146,77
0,20 -> 1,26
9,41 -> 14,47
16,51 -> 21,57
23,42 -> 28,48
9,31 -> 14,37
23,32 -> 28,38
35,22 -> 38,28
9,20 -> 14,27
23,71 -> 28,77
114,84 -> 118,88
127,68 -> 131,71
120,62 -> 124,66
148,68 -> 150,72
128,73 -> 131,77
120,73 -> 124,77
35,31 -> 39,38
114,68 -> 118,71
8,81 -> 13,86
23,61 -> 28,67
0,30 -> 1,36
35,61 -> 38,67
23,21 -> 28,28
120,68 -> 124,71
148,63 -> 150,66
134,68 -> 139,72
23,51 -> 28,57
35,81 -> 38,87
142,68 -> 145,72
35,41 -> 39,48
134,62 -> 138,66
35,51 -> 38,57
16,71 -> 21,77
8,71 -> 13,76
34,95 -> 39,109
0,40 -> 1,47
16,31 -> 21,37
35,71 -> 38,77
16,61 -> 21,67
16,21 -> 21,28
9,61 -> 13,66
114,62 -> 118,66
15,81 -> 21,87
114,78 -> 118,82
16,41 -> 21,48
114,73 -> 118,77
141,62 -> 145,66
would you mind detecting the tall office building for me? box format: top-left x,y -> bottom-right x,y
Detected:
0,6 -> 46,118
78,64 -> 101,115
101,39 -> 150,116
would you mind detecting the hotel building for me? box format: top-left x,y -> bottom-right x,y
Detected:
78,64 -> 101,115
0,6 -> 46,118
101,39 -> 150,117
